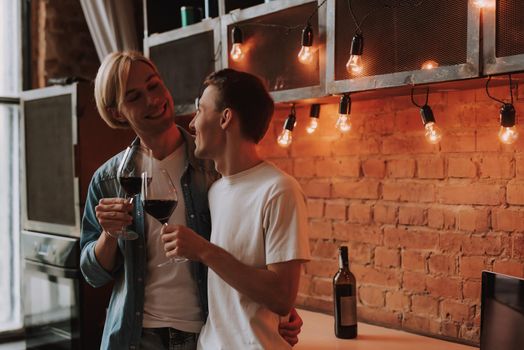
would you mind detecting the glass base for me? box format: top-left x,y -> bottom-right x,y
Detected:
117,229 -> 138,240
157,257 -> 188,267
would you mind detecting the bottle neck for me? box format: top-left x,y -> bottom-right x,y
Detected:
338,251 -> 349,269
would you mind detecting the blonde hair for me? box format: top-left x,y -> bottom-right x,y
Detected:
94,51 -> 160,129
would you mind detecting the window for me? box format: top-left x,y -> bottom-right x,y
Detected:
0,0 -> 21,334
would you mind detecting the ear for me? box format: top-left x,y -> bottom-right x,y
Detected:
220,108 -> 233,130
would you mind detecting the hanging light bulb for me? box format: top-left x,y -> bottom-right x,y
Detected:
335,94 -> 352,133
230,26 -> 244,62
298,24 -> 314,64
420,105 -> 443,144
498,103 -> 518,144
277,106 -> 297,148
346,33 -> 364,75
306,104 -> 321,134
421,60 -> 439,70
473,0 -> 494,9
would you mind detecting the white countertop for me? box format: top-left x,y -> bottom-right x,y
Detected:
295,309 -> 477,350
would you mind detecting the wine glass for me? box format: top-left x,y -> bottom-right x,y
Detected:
116,143 -> 152,240
141,169 -> 188,266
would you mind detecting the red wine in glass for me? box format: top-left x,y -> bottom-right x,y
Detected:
143,199 -> 177,225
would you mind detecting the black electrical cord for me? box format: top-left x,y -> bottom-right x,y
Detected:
410,87 -> 429,108
485,74 -> 514,105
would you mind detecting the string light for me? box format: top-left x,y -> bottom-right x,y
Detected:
411,87 -> 443,144
346,33 -> 364,74
277,104 -> 297,148
473,0 -> 495,9
486,75 -> 518,145
336,94 -> 352,133
306,104 -> 321,134
230,26 -> 244,62
298,24 -> 314,64
421,60 -> 439,70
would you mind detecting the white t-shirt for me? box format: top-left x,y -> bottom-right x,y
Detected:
142,144 -> 204,333
198,161 -> 311,350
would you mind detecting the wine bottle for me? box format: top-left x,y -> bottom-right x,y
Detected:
333,246 -> 357,339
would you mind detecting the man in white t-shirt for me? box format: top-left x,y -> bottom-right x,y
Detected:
162,69 -> 311,349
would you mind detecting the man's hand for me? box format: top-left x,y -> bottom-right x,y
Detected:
279,307 -> 303,346
161,224 -> 210,261
95,198 -> 133,238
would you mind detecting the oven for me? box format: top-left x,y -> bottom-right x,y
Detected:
22,231 -> 80,349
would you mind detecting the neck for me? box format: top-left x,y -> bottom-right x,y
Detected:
214,139 -> 262,176
137,123 -> 183,160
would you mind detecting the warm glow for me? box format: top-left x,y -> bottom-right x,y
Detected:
421,60 -> 439,70
298,46 -> 314,65
498,126 -> 519,144
277,129 -> 293,147
424,122 -> 443,144
230,43 -> 244,62
473,0 -> 495,9
335,115 -> 351,133
346,55 -> 363,74
306,118 -> 318,134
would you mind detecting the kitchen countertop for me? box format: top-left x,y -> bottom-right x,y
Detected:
295,309 -> 478,350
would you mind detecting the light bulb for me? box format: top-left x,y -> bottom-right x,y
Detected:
346,55 -> 363,74
277,129 -> 293,147
306,117 -> 318,134
298,46 -> 314,65
424,122 -> 443,144
421,60 -> 439,70
230,43 -> 244,62
498,126 -> 518,144
336,115 -> 351,133
473,0 -> 494,8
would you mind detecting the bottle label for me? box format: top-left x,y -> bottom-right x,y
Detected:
340,296 -> 357,326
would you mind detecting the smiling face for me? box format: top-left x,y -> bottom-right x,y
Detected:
189,85 -> 226,160
115,61 -> 175,137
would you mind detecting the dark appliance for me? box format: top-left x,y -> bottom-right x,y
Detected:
20,82 -> 134,349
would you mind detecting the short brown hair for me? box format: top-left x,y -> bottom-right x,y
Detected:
94,51 -> 160,129
202,69 -> 274,143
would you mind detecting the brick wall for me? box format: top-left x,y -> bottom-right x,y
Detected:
31,0 -> 99,88
257,82 -> 524,345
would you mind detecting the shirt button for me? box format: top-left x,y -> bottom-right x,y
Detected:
190,214 -> 195,219
183,183 -> 188,187
137,278 -> 143,283
130,346 -> 136,350
136,312 -> 141,316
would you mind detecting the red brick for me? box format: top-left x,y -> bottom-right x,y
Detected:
479,155 -> 514,179
493,260 -> 524,278
394,108 -> 424,132
311,240 -> 339,259
402,251 -> 427,272
427,207 -> 456,229
460,325 -> 480,343
457,208 -> 490,232
441,299 -> 472,322
462,233 -> 508,256
315,157 -> 360,178
417,157 -> 445,179
398,206 -> 426,226
375,247 -> 400,268
305,259 -> 337,278
332,137 -> 380,156
311,277 -> 332,297
301,179 -> 331,198
358,307 -> 402,327
402,271 -> 427,293
359,286 -> 385,307
382,135 -> 435,154
403,313 -> 440,334
387,159 -> 416,178
348,203 -> 372,224
492,208 -> 524,231
347,242 -> 374,265
438,183 -> 503,205
412,295 -> 439,317
290,139 -> 332,157
476,129 -> 502,153
307,199 -> 324,218
426,276 -> 462,299
507,181 -> 524,204
374,204 -> 397,224
362,159 -> 386,178
448,157 -> 477,178
460,256 -> 487,279
440,132 -> 476,153
428,254 -> 457,275
301,296 -> 333,313
463,280 -> 481,300
332,179 -> 380,199
309,220 -> 332,239
382,181 -> 435,203
293,158 -> 316,177
351,265 -> 401,288
384,227 -> 438,250
385,290 -> 410,311
325,200 -> 347,220
513,234 -> 524,260
441,321 -> 460,338
515,155 -> 524,179
333,222 -> 383,245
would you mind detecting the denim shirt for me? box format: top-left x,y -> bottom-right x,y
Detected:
80,127 -> 218,350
